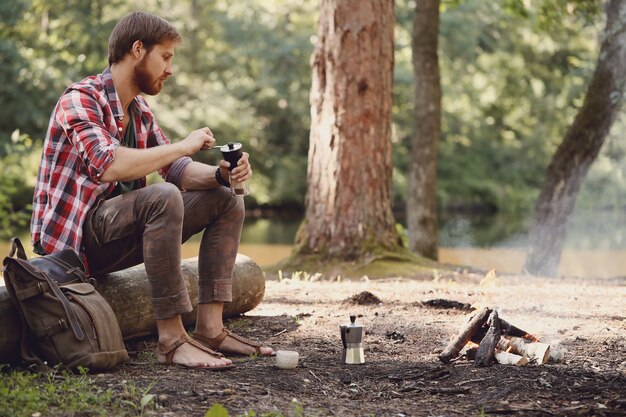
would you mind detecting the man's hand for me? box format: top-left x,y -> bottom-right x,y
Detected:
220,152 -> 252,184
181,127 -> 216,155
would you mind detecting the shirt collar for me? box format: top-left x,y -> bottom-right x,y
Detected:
102,67 -> 139,118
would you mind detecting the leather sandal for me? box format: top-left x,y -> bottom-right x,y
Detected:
157,334 -> 234,370
192,329 -> 274,357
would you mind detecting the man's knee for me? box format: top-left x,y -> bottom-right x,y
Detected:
145,182 -> 184,221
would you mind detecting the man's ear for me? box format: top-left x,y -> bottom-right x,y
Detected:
131,40 -> 145,59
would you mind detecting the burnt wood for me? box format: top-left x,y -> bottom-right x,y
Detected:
475,310 -> 501,367
471,317 -> 539,344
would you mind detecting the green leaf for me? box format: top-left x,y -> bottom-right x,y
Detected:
205,403 -> 230,417
140,393 -> 155,408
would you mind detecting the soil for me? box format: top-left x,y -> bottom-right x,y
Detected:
111,270 -> 625,417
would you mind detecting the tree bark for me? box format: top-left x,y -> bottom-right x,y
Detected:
524,0 -> 626,277
295,0 -> 400,260
408,0 -> 441,260
0,255 -> 264,362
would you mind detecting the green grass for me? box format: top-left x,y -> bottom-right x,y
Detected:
0,365 -> 157,417
208,401 -> 315,417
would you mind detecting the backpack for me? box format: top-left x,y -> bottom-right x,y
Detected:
2,237 -> 128,372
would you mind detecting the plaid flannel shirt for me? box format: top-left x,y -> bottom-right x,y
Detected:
31,67 -> 191,256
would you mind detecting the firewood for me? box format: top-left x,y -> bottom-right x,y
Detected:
499,336 -> 551,364
499,318 -> 540,342
475,310 -> 501,367
460,344 -> 478,360
471,318 -> 539,343
495,351 -> 529,366
438,307 -> 492,364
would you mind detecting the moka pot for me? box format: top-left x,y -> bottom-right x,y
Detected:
340,315 -> 365,364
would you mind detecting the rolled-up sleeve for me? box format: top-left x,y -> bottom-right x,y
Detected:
165,157 -> 193,189
57,89 -> 118,181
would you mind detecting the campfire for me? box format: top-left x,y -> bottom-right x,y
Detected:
439,307 -> 555,367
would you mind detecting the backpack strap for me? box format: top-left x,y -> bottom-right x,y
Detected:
14,281 -> 51,301
40,272 -> 85,341
9,237 -> 28,261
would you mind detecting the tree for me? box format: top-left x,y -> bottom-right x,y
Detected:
294,0 -> 400,261
407,0 -> 441,260
524,0 -> 626,276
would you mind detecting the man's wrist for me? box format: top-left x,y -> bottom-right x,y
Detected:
215,168 -> 230,187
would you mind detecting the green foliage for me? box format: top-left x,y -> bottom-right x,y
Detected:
0,131 -> 39,239
0,0 -> 121,141
0,365 -> 155,417
205,402 -> 311,417
206,403 -> 230,417
393,0 -> 609,213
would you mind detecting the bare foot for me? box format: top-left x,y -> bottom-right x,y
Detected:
157,336 -> 233,368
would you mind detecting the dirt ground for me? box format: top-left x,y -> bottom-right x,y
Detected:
111,269 -> 625,417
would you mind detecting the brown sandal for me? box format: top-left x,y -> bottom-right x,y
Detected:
157,334 -> 235,370
192,329 -> 274,357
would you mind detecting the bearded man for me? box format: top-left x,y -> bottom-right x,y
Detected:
30,10 -> 273,370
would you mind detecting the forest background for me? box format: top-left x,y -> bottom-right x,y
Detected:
1,0 -> 625,262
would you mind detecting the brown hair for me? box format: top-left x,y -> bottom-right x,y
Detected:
108,10 -> 182,65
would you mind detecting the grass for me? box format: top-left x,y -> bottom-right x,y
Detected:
0,365 -> 157,417
207,401 -> 315,417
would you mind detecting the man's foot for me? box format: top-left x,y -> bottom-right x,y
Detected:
157,334 -> 234,369
193,329 -> 274,357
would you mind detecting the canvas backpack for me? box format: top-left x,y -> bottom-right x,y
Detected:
2,237 -> 128,372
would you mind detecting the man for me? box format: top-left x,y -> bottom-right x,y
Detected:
31,10 -> 273,369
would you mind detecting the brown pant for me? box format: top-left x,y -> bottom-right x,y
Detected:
82,183 -> 244,320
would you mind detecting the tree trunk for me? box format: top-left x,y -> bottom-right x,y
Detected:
524,0 -> 626,277
295,0 -> 399,260
407,0 -> 441,260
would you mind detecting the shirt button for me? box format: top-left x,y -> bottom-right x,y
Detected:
118,116 -> 123,120
118,127 -> 123,132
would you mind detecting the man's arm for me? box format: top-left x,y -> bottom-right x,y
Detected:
179,161 -> 220,190
100,128 -> 215,182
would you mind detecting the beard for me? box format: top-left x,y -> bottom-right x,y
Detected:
133,57 -> 164,96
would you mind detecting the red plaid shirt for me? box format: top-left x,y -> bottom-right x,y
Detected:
31,67 -> 191,256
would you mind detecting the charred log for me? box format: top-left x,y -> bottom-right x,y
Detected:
475,310 -> 501,367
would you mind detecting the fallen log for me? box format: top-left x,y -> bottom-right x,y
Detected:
439,307 -> 492,364
0,255 -> 264,363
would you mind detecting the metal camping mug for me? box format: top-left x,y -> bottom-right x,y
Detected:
219,142 -> 250,197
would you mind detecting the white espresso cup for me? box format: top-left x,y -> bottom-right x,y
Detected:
275,350 -> 299,369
